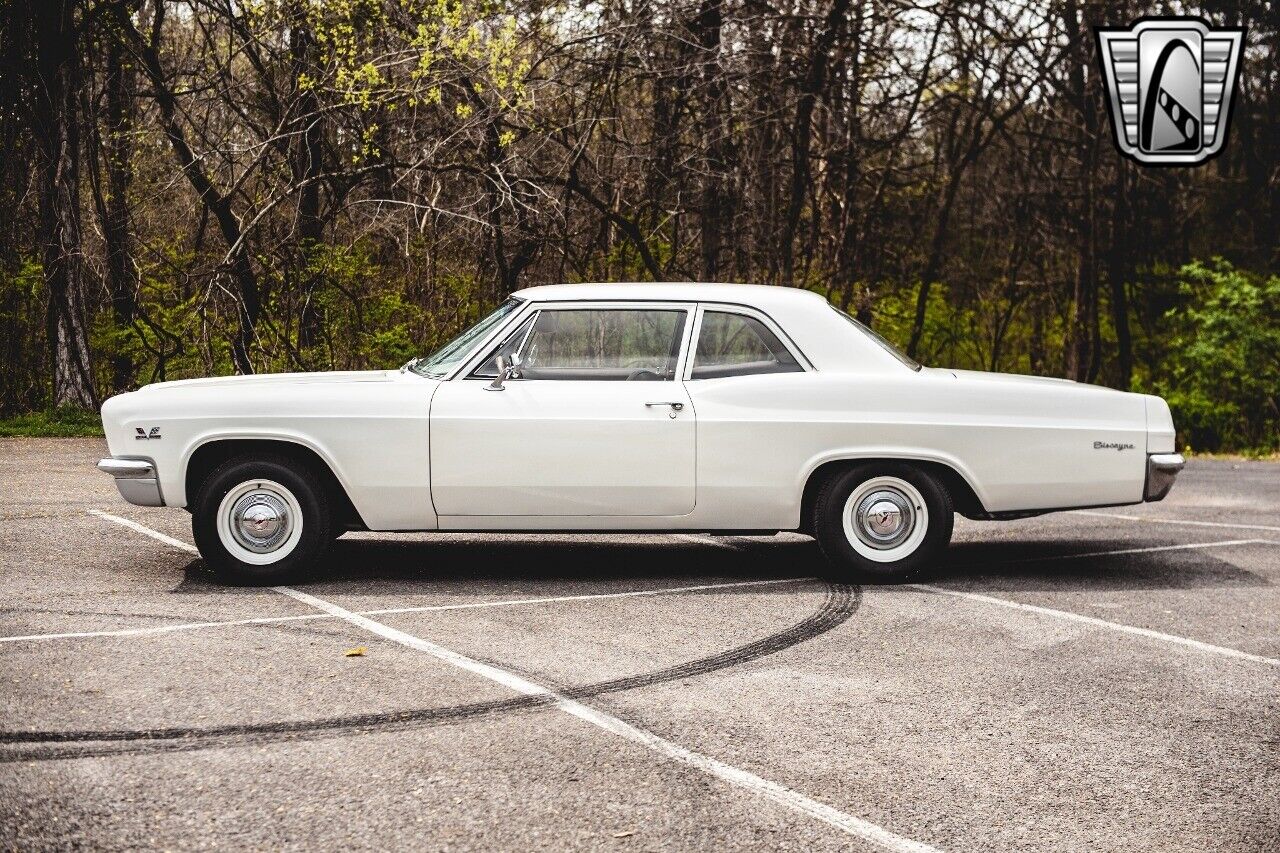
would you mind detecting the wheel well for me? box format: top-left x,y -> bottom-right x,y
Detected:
185,439 -> 366,531
799,457 -> 986,533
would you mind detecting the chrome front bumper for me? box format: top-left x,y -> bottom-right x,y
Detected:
1144,453 -> 1185,502
97,457 -> 164,507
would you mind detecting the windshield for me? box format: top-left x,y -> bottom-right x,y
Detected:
410,297 -> 524,378
832,306 -> 921,371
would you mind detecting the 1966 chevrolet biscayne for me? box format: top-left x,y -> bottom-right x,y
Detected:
97,283 -> 1184,584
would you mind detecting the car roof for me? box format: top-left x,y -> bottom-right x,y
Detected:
510,281 -> 829,310
507,281 -> 912,375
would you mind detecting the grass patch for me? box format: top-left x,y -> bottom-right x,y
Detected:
0,407 -> 103,437
1184,449 -> 1280,462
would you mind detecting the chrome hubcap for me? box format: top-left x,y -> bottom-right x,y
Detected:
229,491 -> 291,553
853,489 -> 915,550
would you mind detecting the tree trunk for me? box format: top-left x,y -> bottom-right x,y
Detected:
102,27 -> 137,393
691,0 -> 730,281
834,3 -> 865,311
906,172 -> 963,358
1063,0 -> 1100,382
34,0 -> 96,408
1029,295 -> 1046,375
1107,161 -> 1133,389
780,0 -> 850,286
743,0 -> 780,283
291,8 -> 324,349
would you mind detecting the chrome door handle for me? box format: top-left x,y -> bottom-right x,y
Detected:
645,401 -> 684,411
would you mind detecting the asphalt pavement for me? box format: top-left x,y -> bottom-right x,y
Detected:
1,438 -> 1277,851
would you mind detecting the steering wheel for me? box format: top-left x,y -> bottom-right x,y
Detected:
627,369 -> 661,382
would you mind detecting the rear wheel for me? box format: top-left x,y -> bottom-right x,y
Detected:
812,463 -> 953,582
192,456 -> 331,585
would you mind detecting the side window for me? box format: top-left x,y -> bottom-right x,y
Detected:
691,311 -> 802,379
472,314 -> 536,378
477,308 -> 687,381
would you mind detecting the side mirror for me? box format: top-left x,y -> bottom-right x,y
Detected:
487,354 -> 521,391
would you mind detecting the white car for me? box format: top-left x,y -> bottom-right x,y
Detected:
97,283 -> 1184,584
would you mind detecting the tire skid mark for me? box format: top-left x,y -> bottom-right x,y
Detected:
0,582 -> 858,762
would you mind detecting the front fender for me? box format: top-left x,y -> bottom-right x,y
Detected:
177,429 -> 355,507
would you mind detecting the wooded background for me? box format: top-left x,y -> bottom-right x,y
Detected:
1,0 -> 1277,450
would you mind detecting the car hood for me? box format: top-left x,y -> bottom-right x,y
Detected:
134,370 -> 400,392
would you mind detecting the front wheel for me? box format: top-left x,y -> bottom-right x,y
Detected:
192,456 -> 332,585
811,463 -> 953,582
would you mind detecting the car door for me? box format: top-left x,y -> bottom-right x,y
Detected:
430,303 -> 696,517
680,304 -> 813,528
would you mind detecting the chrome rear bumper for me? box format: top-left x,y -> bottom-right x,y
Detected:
97,457 -> 164,507
1144,453 -> 1185,502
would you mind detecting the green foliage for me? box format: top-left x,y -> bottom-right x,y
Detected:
303,241 -> 426,368
0,258 -> 49,411
5,257 -> 43,300
88,244 -> 234,392
0,407 -> 103,437
283,0 -> 530,161
1157,260 -> 1280,453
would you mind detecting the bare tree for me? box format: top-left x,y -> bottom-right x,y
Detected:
0,0 -> 1274,444
32,0 -> 96,407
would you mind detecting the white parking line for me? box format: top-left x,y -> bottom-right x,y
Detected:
967,538 -> 1270,564
0,511 -> 810,645
1,573 -> 807,644
703,535 -> 1280,669
85,509 -> 937,851
278,586 -> 940,853
0,612 -> 332,643
88,509 -> 198,553
906,584 -> 1280,669
1071,509 -> 1280,533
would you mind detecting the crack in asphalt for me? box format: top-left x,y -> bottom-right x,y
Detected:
0,581 -> 859,762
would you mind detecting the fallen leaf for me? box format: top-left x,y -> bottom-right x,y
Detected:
344,646 -> 367,657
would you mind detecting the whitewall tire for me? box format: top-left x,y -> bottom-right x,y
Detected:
813,463 -> 953,582
193,456 -> 331,585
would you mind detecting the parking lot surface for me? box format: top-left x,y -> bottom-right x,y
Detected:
1,437 -> 1277,851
